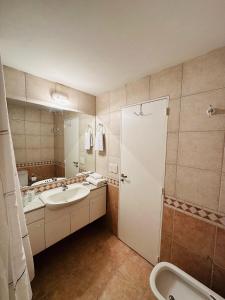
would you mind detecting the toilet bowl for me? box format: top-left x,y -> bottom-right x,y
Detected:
150,262 -> 224,300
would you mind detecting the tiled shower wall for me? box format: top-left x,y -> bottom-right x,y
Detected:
97,46 -> 225,296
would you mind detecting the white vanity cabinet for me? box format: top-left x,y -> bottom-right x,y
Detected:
25,185 -> 106,255
70,196 -> 90,233
27,220 -> 45,256
90,187 -> 106,222
44,205 -> 71,248
25,208 -> 45,256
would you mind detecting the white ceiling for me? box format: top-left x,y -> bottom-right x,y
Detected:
1,0 -> 225,96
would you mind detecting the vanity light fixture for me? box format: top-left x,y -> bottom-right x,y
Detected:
51,92 -> 70,106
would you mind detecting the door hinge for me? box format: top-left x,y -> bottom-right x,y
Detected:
166,107 -> 170,116
162,188 -> 165,196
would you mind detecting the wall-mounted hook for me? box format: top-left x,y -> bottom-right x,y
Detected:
134,103 -> 152,117
134,104 -> 144,116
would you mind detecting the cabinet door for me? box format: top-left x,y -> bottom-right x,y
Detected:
26,74 -> 55,106
70,198 -> 90,233
90,188 -> 106,222
3,66 -> 26,101
25,208 -> 44,225
45,215 -> 70,248
27,219 -> 45,255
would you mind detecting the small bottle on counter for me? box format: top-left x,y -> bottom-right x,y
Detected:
27,190 -> 35,202
31,174 -> 37,184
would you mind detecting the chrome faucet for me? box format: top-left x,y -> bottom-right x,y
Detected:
62,184 -> 68,191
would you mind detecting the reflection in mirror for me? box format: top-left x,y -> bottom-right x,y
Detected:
7,99 -> 96,188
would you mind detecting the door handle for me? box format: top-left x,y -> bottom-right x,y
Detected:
73,161 -> 79,168
120,173 -> 128,182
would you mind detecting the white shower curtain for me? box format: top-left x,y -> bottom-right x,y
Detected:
0,58 -> 34,299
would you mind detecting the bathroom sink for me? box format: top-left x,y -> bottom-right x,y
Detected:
40,183 -> 90,209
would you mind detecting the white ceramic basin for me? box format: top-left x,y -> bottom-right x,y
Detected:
40,183 -> 90,209
150,262 -> 224,300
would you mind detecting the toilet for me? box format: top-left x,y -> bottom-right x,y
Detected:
150,262 -> 224,300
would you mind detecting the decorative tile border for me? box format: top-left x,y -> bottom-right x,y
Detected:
17,161 -> 55,168
164,196 -> 225,228
54,161 -> 65,167
106,177 -> 119,187
20,173 -> 120,194
21,175 -> 86,194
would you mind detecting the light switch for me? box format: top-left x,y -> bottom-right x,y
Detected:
109,163 -> 118,174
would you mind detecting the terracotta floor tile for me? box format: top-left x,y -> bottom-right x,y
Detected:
32,221 -> 153,300
142,288 -> 157,300
98,270 -> 145,300
118,252 -> 153,289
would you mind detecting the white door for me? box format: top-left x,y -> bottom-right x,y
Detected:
64,115 -> 79,177
119,98 -> 168,265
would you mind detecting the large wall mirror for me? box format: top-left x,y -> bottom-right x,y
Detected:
7,99 -> 96,188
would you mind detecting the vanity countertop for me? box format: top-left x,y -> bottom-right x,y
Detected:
23,183 -> 106,214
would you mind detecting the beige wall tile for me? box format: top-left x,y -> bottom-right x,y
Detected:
25,106 -> 41,122
12,134 -> 26,149
14,149 -> 26,163
219,173 -> 225,214
110,111 -> 121,135
109,134 -> 120,157
126,76 -> 150,105
178,132 -> 224,171
166,133 -> 178,164
108,156 -> 120,180
182,47 -> 225,96
26,135 -> 40,149
176,166 -> 220,210
180,89 -> 225,132
25,121 -> 40,135
110,86 -> 126,112
26,149 -> 41,162
41,110 -> 54,124
41,148 -> 54,161
96,154 -> 108,177
150,64 -> 182,100
84,155 -> 95,172
7,103 -> 25,120
77,92 -> 96,115
96,92 -> 110,115
3,66 -> 26,101
41,123 -> 54,136
167,98 -> 180,132
164,164 -> 176,196
10,119 -> 25,135
41,136 -> 54,148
